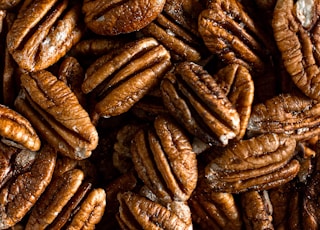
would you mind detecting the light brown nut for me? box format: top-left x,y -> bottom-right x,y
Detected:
81,37 -> 171,123
272,0 -> 320,100
204,133 -> 300,193
0,104 -> 40,151
247,93 -> 320,141
131,115 -> 198,203
160,62 -> 242,146
6,0 -> 84,72
14,70 -> 98,160
0,144 -> 56,229
82,0 -> 166,36
240,190 -> 274,230
198,0 -> 272,72
189,189 -> 243,230
117,191 -> 192,230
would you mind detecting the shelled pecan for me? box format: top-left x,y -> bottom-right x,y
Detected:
131,115 -> 198,203
205,133 -> 300,193
14,70 -> 98,160
81,37 -> 171,123
82,0 -> 166,36
6,0 -> 84,72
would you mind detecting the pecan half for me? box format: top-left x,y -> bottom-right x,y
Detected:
0,104 -> 40,151
247,93 -> 320,141
131,115 -> 198,203
272,0 -> 320,100
160,62 -> 242,146
205,133 -> 300,193
81,37 -> 171,123
14,70 -> 98,160
82,0 -> 166,36
0,144 -> 56,229
6,0 -> 84,72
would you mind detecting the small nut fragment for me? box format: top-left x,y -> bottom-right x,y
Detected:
205,133 -> 300,193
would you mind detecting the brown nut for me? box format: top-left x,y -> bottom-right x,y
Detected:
14,70 -> 98,160
117,191 -> 192,230
247,93 -> 320,141
0,0 -> 21,10
198,0 -> 272,72
272,0 -> 320,100
131,115 -> 198,203
160,62 -> 247,146
82,0 -> 166,36
81,37 -> 171,123
240,190 -> 274,230
0,144 -> 56,229
6,0 -> 84,72
204,133 -> 300,193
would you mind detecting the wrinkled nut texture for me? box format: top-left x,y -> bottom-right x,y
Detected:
82,37 -> 171,120
131,115 -> 198,203
6,0 -> 83,72
247,93 -> 320,141
82,0 -> 166,36
117,191 -> 192,230
0,104 -> 40,151
198,0 -> 271,72
161,61 -> 241,146
205,133 -> 300,193
16,70 -> 98,160
273,0 -> 320,100
0,145 -> 56,229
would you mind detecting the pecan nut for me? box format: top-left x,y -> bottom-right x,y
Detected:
204,133 -> 300,193
6,0 -> 84,72
131,115 -> 198,203
82,0 -> 166,36
14,70 -> 98,160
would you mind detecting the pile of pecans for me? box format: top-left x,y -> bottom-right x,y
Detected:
1,0 -> 320,229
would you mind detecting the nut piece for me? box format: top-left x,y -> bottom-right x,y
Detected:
82,0 -> 166,36
82,37 -> 171,122
15,70 -> 98,160
160,62 -> 242,146
0,104 -> 40,151
247,93 -> 320,141
0,144 -> 56,229
6,0 -> 83,72
205,133 -> 300,193
131,115 -> 198,203
117,191 -> 192,230
272,0 -> 320,100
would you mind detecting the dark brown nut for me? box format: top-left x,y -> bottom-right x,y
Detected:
160,62 -> 243,146
240,190 -> 274,230
0,104 -> 40,151
82,0 -> 166,36
6,0 -> 84,72
117,191 -> 192,230
0,0 -> 21,10
0,144 -> 56,229
81,37 -> 171,123
198,0 -> 272,72
14,70 -> 98,160
247,93 -> 320,141
272,0 -> 320,100
204,133 -> 300,193
189,189 -> 242,230
131,115 -> 198,203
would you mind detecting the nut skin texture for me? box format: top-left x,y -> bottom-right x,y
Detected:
131,115 -> 198,203
6,0 -> 84,72
82,0 -> 166,36
272,0 -> 320,100
0,104 -> 40,151
16,70 -> 98,160
205,133 -> 300,193
0,144 -> 56,229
